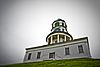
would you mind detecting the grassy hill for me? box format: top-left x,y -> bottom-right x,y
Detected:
1,58 -> 100,67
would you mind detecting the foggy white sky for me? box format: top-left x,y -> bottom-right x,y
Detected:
0,0 -> 100,65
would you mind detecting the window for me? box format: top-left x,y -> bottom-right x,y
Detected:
66,36 -> 70,41
62,29 -> 64,31
78,45 -> 84,53
53,35 -> 57,40
49,52 -> 55,58
62,23 -> 64,26
59,35 -> 65,42
65,47 -> 70,55
37,52 -> 41,59
52,35 -> 57,43
55,22 -> 59,27
28,53 -> 32,60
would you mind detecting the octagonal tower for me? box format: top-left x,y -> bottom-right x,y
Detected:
46,19 -> 73,44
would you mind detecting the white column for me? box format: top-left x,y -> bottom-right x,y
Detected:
57,34 -> 59,43
51,36 -> 52,44
64,35 -> 66,41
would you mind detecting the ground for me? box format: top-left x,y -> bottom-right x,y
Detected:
1,58 -> 100,67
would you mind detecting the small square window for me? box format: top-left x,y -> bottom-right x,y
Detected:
49,52 -> 55,59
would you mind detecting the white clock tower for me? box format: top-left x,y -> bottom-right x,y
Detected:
24,19 -> 91,62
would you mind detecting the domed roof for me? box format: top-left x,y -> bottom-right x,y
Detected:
52,18 -> 66,25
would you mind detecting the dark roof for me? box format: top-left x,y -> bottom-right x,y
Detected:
53,19 -> 65,24
46,31 -> 73,42
26,37 -> 88,50
52,19 -> 66,27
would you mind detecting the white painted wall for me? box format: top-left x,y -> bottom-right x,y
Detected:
24,37 -> 91,62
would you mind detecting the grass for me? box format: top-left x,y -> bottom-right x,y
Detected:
1,58 -> 100,67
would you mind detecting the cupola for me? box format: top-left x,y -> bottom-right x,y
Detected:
46,19 -> 73,44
